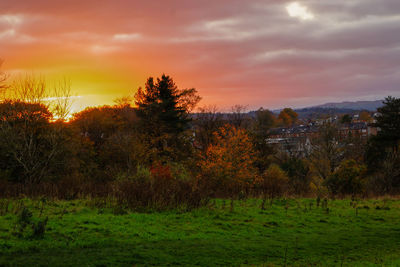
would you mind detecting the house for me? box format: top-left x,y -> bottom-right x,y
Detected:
266,122 -> 377,156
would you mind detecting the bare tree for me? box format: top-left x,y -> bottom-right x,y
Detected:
228,104 -> 249,128
309,123 -> 343,181
0,60 -> 9,100
10,74 -> 47,104
194,105 -> 224,151
0,75 -> 74,183
114,95 -> 133,107
0,101 -> 58,183
7,74 -> 74,121
49,78 -> 73,121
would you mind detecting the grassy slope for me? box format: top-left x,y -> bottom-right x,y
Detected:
1,198 -> 400,266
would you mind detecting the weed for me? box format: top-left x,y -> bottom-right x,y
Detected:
13,207 -> 32,237
0,199 -> 9,215
112,205 -> 127,215
31,217 -> 48,239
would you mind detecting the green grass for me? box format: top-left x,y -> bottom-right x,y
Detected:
1,198 -> 400,266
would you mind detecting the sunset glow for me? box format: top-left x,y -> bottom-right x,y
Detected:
1,1 -> 399,112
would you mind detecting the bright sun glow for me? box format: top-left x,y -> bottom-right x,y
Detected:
286,2 -> 315,21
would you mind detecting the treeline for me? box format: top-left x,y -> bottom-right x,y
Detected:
0,72 -> 399,210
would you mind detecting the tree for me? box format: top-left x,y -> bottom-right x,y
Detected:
256,164 -> 289,203
325,160 -> 366,197
309,123 -> 343,181
193,105 -> 224,152
50,79 -> 74,121
366,96 -> 400,174
228,104 -> 249,129
281,156 -> 311,195
0,60 -> 8,99
342,129 -> 367,163
134,74 -> 200,161
373,96 -> 400,150
359,111 -> 372,123
71,105 -> 148,180
9,74 -> 47,104
198,125 -> 257,198
72,106 -> 131,148
250,108 -> 276,172
0,75 -> 76,184
278,108 -> 298,127
0,101 -> 69,183
340,114 -> 352,124
178,88 -> 202,113
368,148 -> 400,194
365,97 -> 400,193
5,74 -> 73,121
253,108 -> 276,133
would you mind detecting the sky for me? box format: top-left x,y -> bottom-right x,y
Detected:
1,0 -> 400,112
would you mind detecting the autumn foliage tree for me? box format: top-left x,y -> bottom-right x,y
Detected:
198,125 -> 257,198
278,108 -> 298,127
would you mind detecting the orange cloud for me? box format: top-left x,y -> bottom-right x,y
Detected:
1,0 -> 399,112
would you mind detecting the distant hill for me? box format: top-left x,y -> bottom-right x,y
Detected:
270,100 -> 385,119
193,100 -> 385,121
292,107 -> 361,119
269,100 -> 384,119
311,100 -> 383,111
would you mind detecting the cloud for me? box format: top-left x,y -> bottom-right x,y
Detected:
0,29 -> 15,38
43,95 -> 82,101
1,0 -> 399,109
90,44 -> 120,54
286,2 -> 315,21
0,28 -> 35,43
0,14 -> 24,26
113,33 -> 141,42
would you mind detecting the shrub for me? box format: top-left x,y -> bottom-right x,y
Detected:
325,160 -> 366,197
281,157 -> 311,195
13,207 -> 32,237
256,164 -> 289,200
112,162 -> 206,211
12,206 -> 48,239
31,217 -> 48,239
135,165 -> 152,183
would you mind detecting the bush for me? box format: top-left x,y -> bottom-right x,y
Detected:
256,164 -> 289,200
111,162 -> 206,211
325,160 -> 366,197
13,207 -> 33,237
12,207 -> 48,239
281,157 -> 311,195
31,217 -> 48,239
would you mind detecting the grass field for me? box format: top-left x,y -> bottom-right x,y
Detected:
1,198 -> 400,266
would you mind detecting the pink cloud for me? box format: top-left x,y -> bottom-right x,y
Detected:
1,0 -> 399,110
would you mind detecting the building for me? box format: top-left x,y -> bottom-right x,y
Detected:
267,122 -> 377,156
